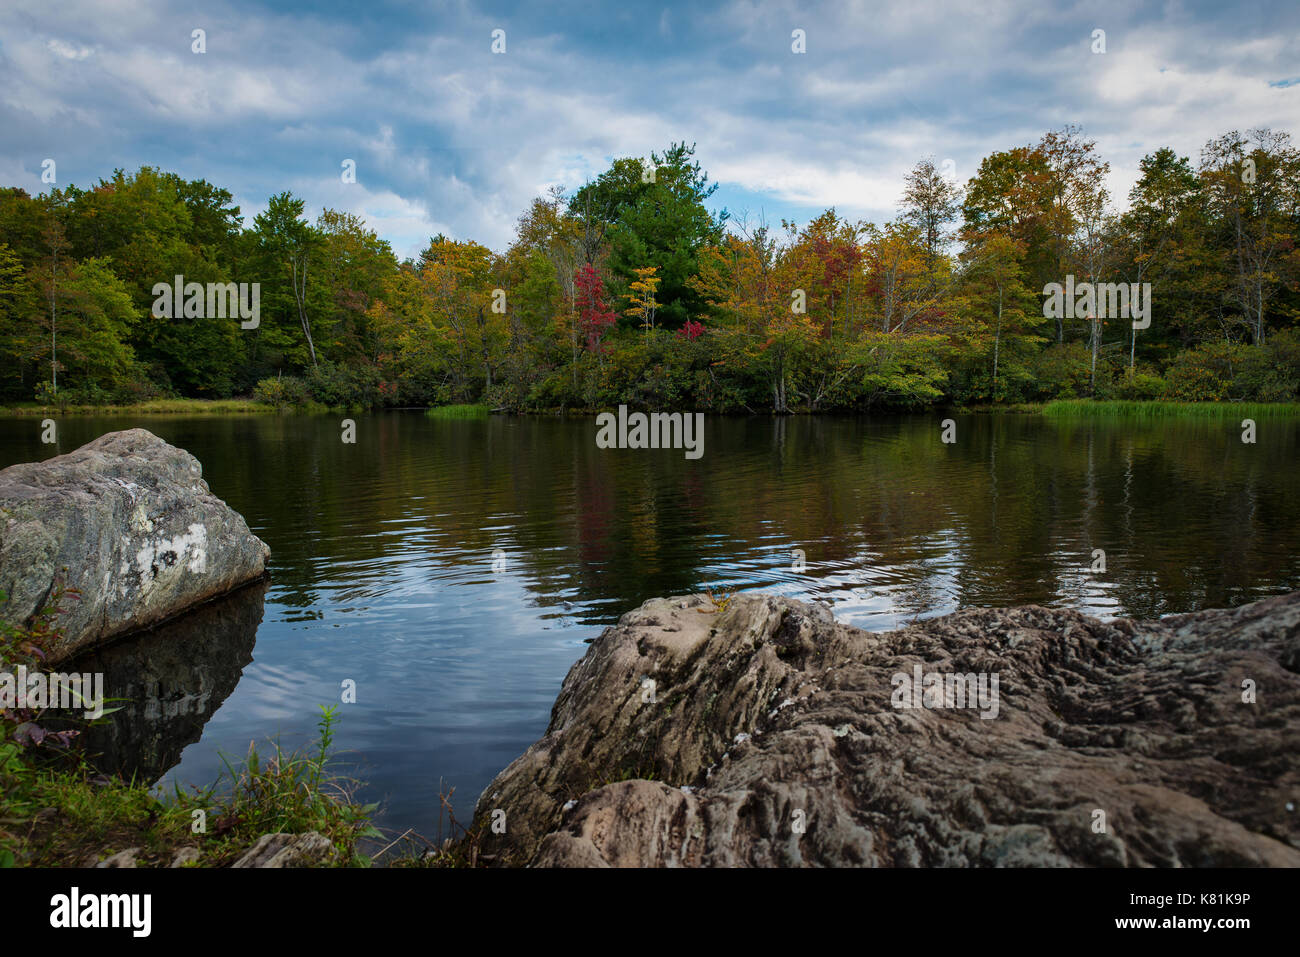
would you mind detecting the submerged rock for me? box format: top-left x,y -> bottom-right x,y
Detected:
0,429 -> 269,663
475,592 -> 1300,867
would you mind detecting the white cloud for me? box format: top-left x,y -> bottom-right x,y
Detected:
47,38 -> 94,60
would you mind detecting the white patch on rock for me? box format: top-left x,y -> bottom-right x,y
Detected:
186,524 -> 207,573
767,696 -> 797,718
134,523 -> 208,584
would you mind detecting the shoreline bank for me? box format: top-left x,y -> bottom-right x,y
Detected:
5,398 -> 1300,419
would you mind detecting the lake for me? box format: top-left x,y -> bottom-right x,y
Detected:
2,411 -> 1297,849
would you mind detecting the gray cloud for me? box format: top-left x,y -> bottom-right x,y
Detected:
1,0 -> 1295,257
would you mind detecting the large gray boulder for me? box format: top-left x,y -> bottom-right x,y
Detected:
0,429 -> 269,663
475,591 -> 1300,867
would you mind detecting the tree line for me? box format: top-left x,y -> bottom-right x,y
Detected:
1,130 -> 1297,412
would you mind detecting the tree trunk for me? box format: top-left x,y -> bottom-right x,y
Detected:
993,284 -> 1002,391
476,306 -> 493,390
772,352 -> 789,413
50,247 -> 58,393
292,255 -> 318,367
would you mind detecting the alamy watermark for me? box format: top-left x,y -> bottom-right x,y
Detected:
595,405 -> 704,460
1042,275 -> 1151,329
0,666 -> 104,719
891,665 -> 999,719
50,887 -> 150,937
151,275 -> 260,329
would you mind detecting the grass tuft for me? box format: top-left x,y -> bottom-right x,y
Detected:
1041,399 -> 1300,419
424,403 -> 490,419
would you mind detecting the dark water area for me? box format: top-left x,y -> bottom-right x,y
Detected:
2,411 -> 1297,847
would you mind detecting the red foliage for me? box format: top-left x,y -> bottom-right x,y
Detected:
574,264 -> 617,353
678,318 -> 705,341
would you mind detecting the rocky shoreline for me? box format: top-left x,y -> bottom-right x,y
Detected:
473,591 -> 1300,867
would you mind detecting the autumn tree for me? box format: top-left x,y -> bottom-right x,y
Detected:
692,222 -> 816,412
624,266 -> 661,337
901,157 -> 963,274
574,264 -> 617,355
417,236 -> 505,397
962,146 -> 1054,325
1198,128 -> 1300,345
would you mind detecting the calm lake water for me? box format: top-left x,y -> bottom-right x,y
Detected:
2,412 -> 1297,849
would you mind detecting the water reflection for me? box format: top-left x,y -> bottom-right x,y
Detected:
64,579 -> 266,782
1,411 -> 1296,840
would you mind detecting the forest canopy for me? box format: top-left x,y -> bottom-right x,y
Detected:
2,131 -> 1298,412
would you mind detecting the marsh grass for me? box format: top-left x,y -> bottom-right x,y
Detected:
424,403 -> 490,419
1,398 -> 276,417
1041,399 -> 1300,419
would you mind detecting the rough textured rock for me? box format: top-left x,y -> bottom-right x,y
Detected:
0,429 -> 269,663
232,832 -> 334,868
475,592 -> 1300,867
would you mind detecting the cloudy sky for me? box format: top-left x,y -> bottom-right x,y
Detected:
2,0 -> 1297,260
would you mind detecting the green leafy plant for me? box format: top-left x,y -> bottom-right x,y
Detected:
253,374 -> 313,411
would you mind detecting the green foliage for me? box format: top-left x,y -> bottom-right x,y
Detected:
853,332 -> 950,408
580,332 -> 706,409
1027,343 -> 1094,400
305,360 -> 382,410
1163,341 -> 1253,400
208,704 -> 380,865
1114,367 -> 1167,400
1042,399 -> 1300,418
1159,334 -> 1300,402
253,374 -> 313,410
1,128 -> 1297,414
569,142 -> 726,330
